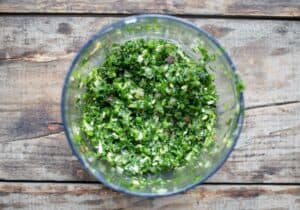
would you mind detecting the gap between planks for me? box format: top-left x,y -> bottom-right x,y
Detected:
0,0 -> 299,18
1,12 -> 300,21
246,100 -> 300,110
0,180 -> 299,186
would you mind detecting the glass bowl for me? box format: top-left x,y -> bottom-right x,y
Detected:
61,14 -> 244,197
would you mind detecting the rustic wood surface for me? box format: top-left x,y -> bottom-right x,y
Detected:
0,183 -> 299,210
0,0 -> 300,17
0,102 -> 299,183
0,1 -> 300,209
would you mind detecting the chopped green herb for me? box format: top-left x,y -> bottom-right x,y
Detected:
76,39 -> 217,176
236,74 -> 245,93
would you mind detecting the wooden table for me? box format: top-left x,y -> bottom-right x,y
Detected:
1,1 -> 300,209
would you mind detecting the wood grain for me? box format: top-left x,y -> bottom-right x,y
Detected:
0,17 -> 299,183
0,0 -> 299,17
0,103 -> 299,182
1,2 -> 299,209
0,183 -> 299,210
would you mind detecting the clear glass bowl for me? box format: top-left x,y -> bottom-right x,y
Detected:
61,14 -> 244,197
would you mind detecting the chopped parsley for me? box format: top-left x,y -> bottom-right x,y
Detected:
76,39 -> 217,176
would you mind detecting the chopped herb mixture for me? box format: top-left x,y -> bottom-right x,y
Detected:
77,39 -> 217,175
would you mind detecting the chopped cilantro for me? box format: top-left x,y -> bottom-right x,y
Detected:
76,39 -> 217,176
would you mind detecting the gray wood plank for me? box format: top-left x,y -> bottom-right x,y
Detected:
0,183 -> 299,210
1,17 -> 299,108
0,0 -> 299,17
0,103 -> 299,182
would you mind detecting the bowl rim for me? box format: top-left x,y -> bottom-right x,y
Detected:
61,14 -> 244,197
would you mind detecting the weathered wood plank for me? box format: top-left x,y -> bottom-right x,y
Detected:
1,17 -> 299,107
0,183 -> 299,210
0,103 -> 299,182
213,102 -> 300,183
1,17 -> 299,141
0,0 -> 299,17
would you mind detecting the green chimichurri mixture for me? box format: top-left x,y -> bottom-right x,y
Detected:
77,39 -> 217,176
